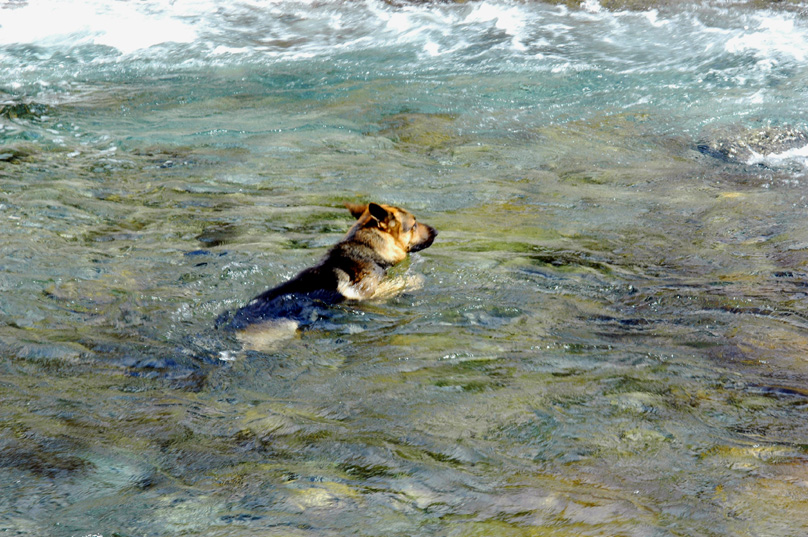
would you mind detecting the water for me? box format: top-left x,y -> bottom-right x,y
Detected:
2,0 -> 808,535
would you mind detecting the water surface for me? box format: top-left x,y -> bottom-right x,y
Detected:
2,1 -> 808,535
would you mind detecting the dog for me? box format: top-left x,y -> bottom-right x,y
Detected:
217,202 -> 437,343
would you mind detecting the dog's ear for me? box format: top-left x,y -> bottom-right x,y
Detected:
345,202 -> 368,219
368,202 -> 391,223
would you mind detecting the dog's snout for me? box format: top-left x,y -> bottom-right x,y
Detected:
410,224 -> 437,252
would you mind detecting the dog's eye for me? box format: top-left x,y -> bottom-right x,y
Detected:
411,222 -> 418,232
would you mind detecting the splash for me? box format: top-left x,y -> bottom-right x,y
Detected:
0,0 -> 197,54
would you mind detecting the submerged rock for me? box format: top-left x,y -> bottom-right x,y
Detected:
697,125 -> 808,165
0,102 -> 50,121
196,223 -> 241,247
0,144 -> 34,163
377,113 -> 466,153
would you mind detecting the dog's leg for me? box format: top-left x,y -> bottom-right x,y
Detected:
235,318 -> 301,352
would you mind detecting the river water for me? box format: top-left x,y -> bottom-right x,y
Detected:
2,0 -> 808,535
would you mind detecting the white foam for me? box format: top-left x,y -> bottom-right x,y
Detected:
466,2 -> 527,36
1,0 -> 804,71
580,0 -> 603,14
725,13 -> 808,63
0,0 -> 198,54
747,144 -> 808,169
643,9 -> 668,28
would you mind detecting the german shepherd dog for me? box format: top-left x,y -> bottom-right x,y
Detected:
217,202 -> 437,342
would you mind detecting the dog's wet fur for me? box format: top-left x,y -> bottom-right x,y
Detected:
217,202 -> 436,337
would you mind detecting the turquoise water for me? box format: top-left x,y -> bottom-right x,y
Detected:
2,1 -> 808,535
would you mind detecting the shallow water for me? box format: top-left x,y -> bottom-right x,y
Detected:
2,0 -> 808,535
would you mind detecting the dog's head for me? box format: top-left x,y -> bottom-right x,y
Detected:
345,202 -> 437,263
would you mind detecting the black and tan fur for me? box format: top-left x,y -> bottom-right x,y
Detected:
218,202 -> 436,333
